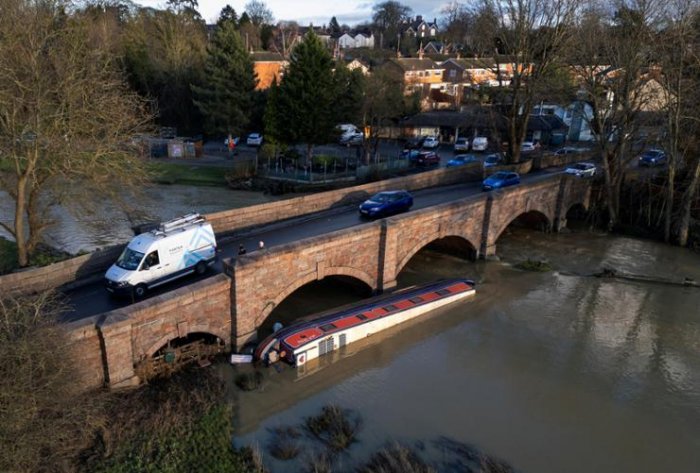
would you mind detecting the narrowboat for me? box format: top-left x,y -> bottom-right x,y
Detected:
254,278 -> 475,368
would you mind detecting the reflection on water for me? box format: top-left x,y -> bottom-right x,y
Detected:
232,229 -> 700,473
0,185 -> 278,254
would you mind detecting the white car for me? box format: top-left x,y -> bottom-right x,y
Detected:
422,136 -> 440,149
565,162 -> 597,178
454,137 -> 470,152
471,136 -> 488,151
521,141 -> 536,153
246,133 -> 263,146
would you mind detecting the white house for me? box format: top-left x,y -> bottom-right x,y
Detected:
533,101 -> 596,142
337,32 -> 375,49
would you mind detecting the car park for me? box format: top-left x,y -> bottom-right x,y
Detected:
483,153 -> 504,168
565,162 -> 597,178
358,190 -> 413,218
422,136 -> 440,149
454,137 -> 470,152
416,151 -> 440,166
446,154 -> 479,167
638,149 -> 667,167
482,171 -> 520,191
246,133 -> 263,146
471,136 -> 489,151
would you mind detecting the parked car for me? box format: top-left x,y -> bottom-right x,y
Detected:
555,146 -> 583,156
416,151 -> 440,166
521,141 -> 536,153
246,133 -> 263,146
400,149 -> 420,160
482,171 -> 520,191
471,136 -> 489,151
565,162 -> 597,178
337,124 -> 363,144
638,149 -> 667,167
405,136 -> 426,149
483,153 -> 504,168
446,154 -> 479,167
358,190 -> 413,218
454,137 -> 470,152
422,136 -> 440,149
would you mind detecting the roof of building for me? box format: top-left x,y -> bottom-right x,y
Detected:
389,58 -> 441,71
443,58 -> 495,69
251,51 -> 285,62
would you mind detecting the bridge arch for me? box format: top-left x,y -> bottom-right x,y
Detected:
396,233 -> 478,276
254,266 -> 376,329
491,209 -> 552,245
143,323 -> 230,359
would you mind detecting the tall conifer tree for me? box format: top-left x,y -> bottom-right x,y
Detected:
192,21 -> 256,137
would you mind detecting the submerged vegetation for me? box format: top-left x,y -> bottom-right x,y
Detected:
514,259 -> 553,272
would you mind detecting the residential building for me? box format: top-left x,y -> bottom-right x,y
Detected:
337,31 -> 375,49
401,15 -> 439,39
251,51 -> 287,90
346,58 -> 370,75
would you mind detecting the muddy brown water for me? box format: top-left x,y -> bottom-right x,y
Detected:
229,228 -> 700,473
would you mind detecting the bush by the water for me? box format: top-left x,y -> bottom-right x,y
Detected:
267,425 -> 304,460
514,258 -> 552,272
358,443 -> 436,473
304,404 -> 362,452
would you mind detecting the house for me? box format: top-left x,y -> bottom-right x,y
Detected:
251,52 -> 288,90
441,58 -> 496,85
533,100 -> 596,142
402,15 -> 439,39
423,41 -> 444,55
383,57 -> 445,98
337,31 -> 375,49
345,58 -> 370,75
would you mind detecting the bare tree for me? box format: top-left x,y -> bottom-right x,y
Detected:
0,0 -> 152,267
245,0 -> 274,26
571,0 -> 660,229
474,0 -> 580,163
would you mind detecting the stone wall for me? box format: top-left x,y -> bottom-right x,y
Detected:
207,164 -> 482,235
0,166 -> 480,298
64,274 -> 232,390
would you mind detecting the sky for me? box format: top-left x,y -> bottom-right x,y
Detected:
134,1 -> 447,26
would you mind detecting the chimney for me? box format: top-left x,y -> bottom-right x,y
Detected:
418,41 -> 424,59
416,15 -> 422,22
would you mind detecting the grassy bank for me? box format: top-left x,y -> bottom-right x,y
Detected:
0,238 -> 75,275
148,161 -> 254,187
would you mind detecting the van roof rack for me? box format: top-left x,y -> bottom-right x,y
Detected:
154,213 -> 205,235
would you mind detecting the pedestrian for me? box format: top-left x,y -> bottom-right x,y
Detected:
258,240 -> 265,250
238,244 -> 246,255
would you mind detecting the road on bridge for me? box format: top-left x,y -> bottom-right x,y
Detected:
62,167 -> 569,322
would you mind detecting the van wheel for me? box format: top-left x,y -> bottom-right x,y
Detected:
133,284 -> 147,298
195,261 -> 207,275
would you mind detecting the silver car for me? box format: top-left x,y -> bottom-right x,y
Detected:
565,162 -> 596,178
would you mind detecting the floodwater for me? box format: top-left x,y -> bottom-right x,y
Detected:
0,185 -> 278,254
230,228 -> 700,473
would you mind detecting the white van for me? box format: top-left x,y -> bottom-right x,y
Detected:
105,213 -> 217,298
337,124 -> 363,144
471,136 -> 489,151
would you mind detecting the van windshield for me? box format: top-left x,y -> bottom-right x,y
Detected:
116,247 -> 145,271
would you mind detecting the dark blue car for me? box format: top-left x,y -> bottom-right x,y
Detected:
446,154 -> 479,167
482,171 -> 520,191
638,149 -> 667,167
359,190 -> 413,218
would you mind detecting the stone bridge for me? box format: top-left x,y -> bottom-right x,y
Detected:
64,175 -> 590,389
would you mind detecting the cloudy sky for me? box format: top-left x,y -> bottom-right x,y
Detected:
134,1 -> 446,26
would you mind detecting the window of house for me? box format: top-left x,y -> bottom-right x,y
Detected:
449,70 -> 456,78
430,28 -> 436,36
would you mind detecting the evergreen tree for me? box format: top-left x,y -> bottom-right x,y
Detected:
266,31 -> 336,164
329,16 -> 341,36
192,21 -> 256,137
333,63 -> 364,124
239,11 -> 251,26
217,5 -> 238,28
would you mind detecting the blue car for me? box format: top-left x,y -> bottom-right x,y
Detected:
446,154 -> 479,167
638,149 -> 667,167
482,171 -> 520,191
359,190 -> 413,218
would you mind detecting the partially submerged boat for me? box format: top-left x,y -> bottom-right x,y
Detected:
254,278 -> 476,368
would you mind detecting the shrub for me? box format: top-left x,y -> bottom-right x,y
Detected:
304,404 -> 362,452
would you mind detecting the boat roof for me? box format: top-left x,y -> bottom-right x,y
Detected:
279,279 -> 474,351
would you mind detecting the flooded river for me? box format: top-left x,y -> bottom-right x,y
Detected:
0,185 -> 278,254
231,228 -> 700,473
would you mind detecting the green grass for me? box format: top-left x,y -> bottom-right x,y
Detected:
94,405 -> 260,473
0,239 -> 74,275
148,162 -> 233,186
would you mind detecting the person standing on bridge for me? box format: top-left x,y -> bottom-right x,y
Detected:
258,240 -> 265,251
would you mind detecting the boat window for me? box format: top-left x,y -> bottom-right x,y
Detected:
382,304 -> 398,312
409,297 -> 423,303
320,323 -> 336,333
436,289 -> 451,296
357,314 -> 368,320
